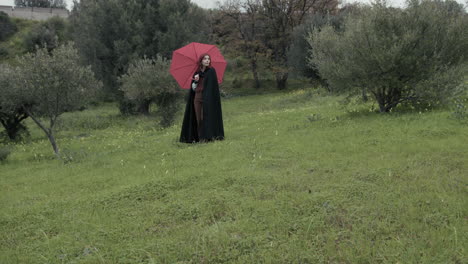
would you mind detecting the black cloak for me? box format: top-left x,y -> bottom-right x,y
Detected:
179,67 -> 225,143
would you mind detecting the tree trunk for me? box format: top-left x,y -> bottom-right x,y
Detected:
275,71 -> 288,90
24,109 -> 60,157
4,120 -> 23,140
374,92 -> 388,113
274,51 -> 289,89
1,119 -> 19,140
374,90 -> 400,113
137,99 -> 151,115
378,102 -> 388,112
46,131 -> 59,156
250,58 -> 260,89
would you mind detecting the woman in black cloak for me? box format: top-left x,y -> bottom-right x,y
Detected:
179,54 -> 224,143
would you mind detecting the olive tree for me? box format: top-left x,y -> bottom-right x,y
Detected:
17,43 -> 102,156
308,0 -> 468,112
0,64 -> 29,141
217,0 -> 268,89
119,56 -> 181,128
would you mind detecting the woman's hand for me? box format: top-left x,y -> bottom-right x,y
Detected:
193,74 -> 200,82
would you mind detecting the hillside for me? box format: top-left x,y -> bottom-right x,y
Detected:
1,89 -> 467,263
0,17 -> 37,62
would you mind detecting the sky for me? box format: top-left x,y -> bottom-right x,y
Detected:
0,0 -> 466,10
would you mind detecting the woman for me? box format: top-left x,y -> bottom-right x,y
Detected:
179,54 -> 224,143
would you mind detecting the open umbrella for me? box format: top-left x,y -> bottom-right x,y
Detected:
169,42 -> 227,89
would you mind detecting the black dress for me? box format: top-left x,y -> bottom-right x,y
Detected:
179,67 -> 225,143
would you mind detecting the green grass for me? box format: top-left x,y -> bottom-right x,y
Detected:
1,89 -> 467,263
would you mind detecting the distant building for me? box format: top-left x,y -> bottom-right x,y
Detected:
0,5 -> 69,21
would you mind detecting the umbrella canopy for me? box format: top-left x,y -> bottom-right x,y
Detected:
169,42 -> 227,89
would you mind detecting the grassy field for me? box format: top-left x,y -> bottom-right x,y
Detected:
1,88 -> 467,263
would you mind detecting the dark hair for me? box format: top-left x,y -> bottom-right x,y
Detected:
197,53 -> 211,71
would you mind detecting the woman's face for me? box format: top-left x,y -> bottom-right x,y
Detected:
202,55 -> 210,67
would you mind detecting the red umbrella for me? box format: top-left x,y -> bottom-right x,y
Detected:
169,42 -> 227,89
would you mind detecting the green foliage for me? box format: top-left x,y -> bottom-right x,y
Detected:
119,56 -> 182,127
22,16 -> 70,53
0,11 -> 18,41
308,0 -> 468,112
69,0 -> 208,109
69,0 -> 156,98
17,43 -> 102,118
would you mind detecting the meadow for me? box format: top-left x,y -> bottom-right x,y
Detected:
1,87 -> 467,263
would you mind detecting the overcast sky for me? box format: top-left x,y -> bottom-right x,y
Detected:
0,0 -> 465,10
